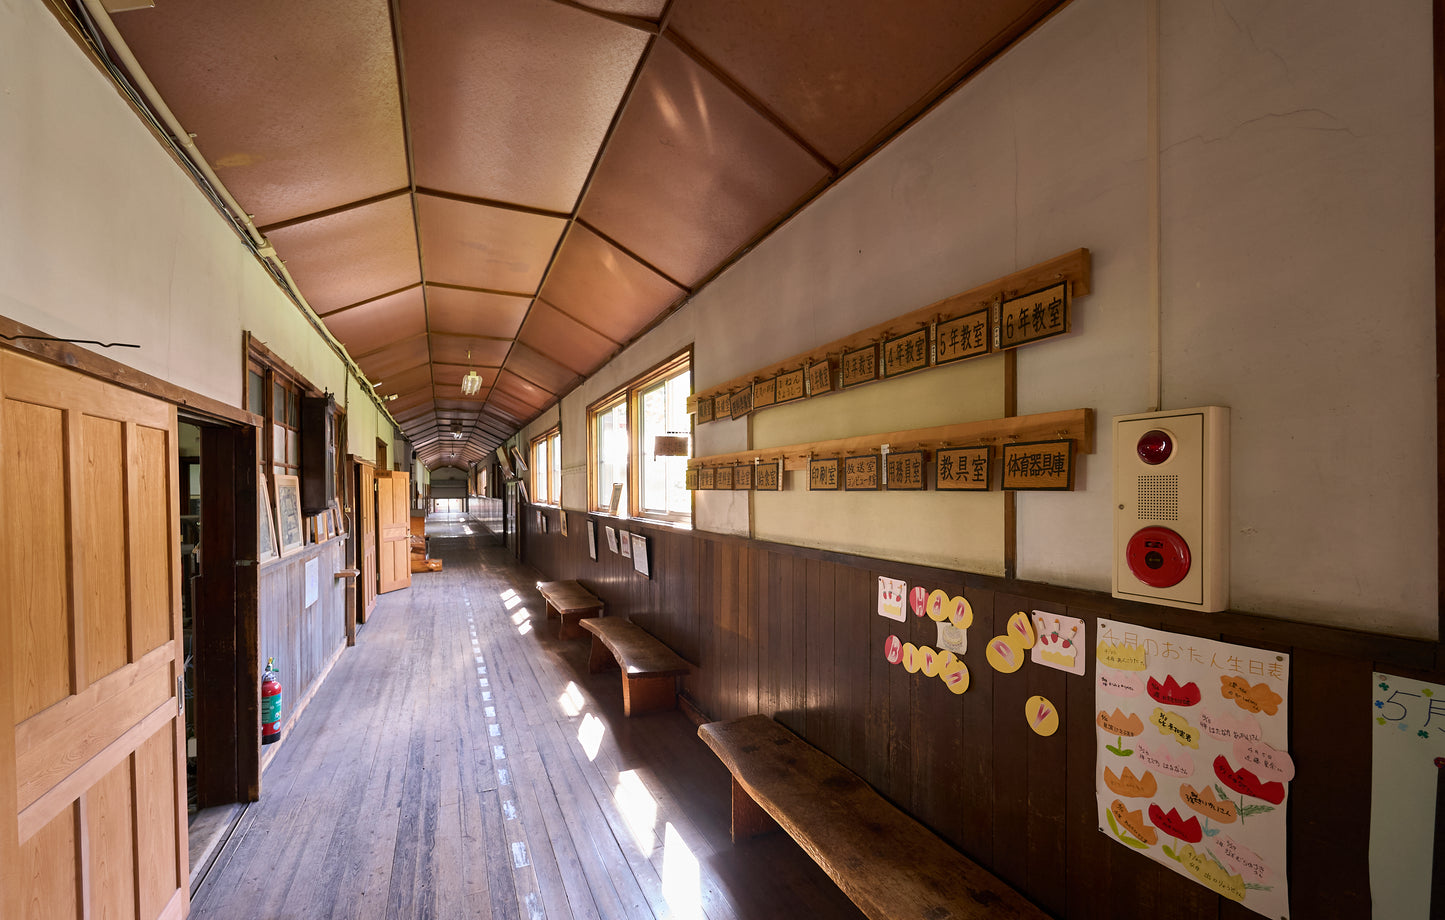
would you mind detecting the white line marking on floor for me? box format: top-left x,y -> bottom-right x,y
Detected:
502,800 -> 516,820
498,768 -> 510,785
489,724 -> 500,736
512,842 -> 529,868
483,691 -> 492,701
493,745 -> 506,760
485,707 -> 495,718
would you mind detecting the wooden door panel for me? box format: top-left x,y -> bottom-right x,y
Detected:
358,463 -> 378,621
81,415 -> 131,681
377,471 -> 411,594
1,351 -> 188,920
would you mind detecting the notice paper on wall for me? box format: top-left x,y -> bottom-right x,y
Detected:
1095,619 -> 1291,919
1370,672 -> 1445,920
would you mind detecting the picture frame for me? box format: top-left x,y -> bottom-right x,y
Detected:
607,483 -> 623,515
619,530 -> 632,558
630,533 -> 650,578
274,474 -> 305,557
257,467 -> 279,563
510,445 -> 528,473
587,519 -> 598,560
605,525 -> 619,553
560,510 -> 568,537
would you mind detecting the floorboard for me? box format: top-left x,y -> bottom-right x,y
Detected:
189,512 -> 866,920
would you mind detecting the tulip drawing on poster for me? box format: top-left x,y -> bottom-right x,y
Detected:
1094,619 -> 1291,920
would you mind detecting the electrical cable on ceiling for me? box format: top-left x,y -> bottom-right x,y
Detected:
1,333 -> 138,348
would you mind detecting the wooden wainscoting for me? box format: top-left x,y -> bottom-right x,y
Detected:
521,504 -> 1437,920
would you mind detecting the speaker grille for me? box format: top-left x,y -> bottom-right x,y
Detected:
1137,474 -> 1179,521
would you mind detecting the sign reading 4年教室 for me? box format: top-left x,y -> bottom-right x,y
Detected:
997,282 -> 1069,350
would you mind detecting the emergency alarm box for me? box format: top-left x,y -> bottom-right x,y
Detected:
1112,407 -> 1229,612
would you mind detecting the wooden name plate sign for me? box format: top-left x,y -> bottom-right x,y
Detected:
730,385 -> 753,419
936,446 -> 991,491
882,328 -> 930,378
936,308 -> 990,365
715,465 -> 735,490
807,359 -> 833,396
755,459 -> 781,491
997,282 -> 1068,350
699,466 -> 716,490
776,368 -> 806,403
844,454 -> 881,490
885,451 -> 925,490
1002,439 -> 1073,490
697,396 -> 714,424
840,345 -> 877,388
735,463 -> 754,490
753,377 -> 777,409
809,458 -> 840,491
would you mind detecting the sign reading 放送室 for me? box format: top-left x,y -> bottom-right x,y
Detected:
844,454 -> 881,490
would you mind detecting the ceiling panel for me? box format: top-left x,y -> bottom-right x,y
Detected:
579,37 -> 830,287
112,0 -> 407,226
429,335 -> 511,368
399,0 -> 648,213
435,397 -> 491,413
355,335 -> 431,382
487,389 -> 543,424
538,223 -> 686,344
425,286 -> 532,339
265,194 -> 421,314
388,392 -> 435,419
668,0 -> 1057,168
324,286 -> 426,360
493,370 -> 554,411
373,363 -> 434,398
517,301 -> 617,376
416,194 -> 567,294
503,343 -> 580,396
570,0 -> 668,20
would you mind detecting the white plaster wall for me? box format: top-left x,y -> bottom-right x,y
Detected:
555,0 -> 1437,638
0,2 -> 397,458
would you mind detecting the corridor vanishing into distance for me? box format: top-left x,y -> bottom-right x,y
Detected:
190,515 -> 863,920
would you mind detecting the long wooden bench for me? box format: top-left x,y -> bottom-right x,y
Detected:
698,715 -> 1048,920
535,580 -> 604,640
578,617 -> 692,716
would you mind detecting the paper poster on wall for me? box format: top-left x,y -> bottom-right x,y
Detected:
304,557 -> 319,607
1369,672 -> 1445,920
1031,612 -> 1085,675
1095,619 -> 1291,919
877,577 -> 907,621
619,530 -> 632,558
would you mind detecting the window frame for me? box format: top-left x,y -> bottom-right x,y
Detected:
530,427 -> 561,507
586,350 -> 692,525
245,336 -> 320,493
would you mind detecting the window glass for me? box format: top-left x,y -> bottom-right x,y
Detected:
533,436 -> 550,505
248,369 -> 265,415
594,399 -> 628,513
548,431 -> 562,505
638,367 -> 691,516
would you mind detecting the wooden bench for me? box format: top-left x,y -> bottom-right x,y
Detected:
698,715 -> 1048,920
535,580 -> 604,640
578,618 -> 692,716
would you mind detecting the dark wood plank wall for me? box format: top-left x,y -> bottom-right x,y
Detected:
523,506 -> 1442,920
258,536 -> 350,737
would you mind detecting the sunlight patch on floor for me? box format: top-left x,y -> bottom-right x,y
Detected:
662,822 -> 704,919
613,770 -> 658,856
578,713 -> 605,761
558,682 -> 585,717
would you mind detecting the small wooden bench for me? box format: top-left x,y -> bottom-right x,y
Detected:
578,618 -> 692,716
698,715 -> 1047,920
536,580 -> 604,640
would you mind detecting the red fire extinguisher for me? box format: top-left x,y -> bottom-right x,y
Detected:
261,657 -> 283,745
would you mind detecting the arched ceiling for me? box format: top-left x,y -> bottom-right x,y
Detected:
101,0 -> 1062,469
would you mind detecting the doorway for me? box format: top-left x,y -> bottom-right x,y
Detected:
179,416 -> 262,889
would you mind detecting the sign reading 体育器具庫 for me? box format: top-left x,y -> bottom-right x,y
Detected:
1001,440 -> 1073,491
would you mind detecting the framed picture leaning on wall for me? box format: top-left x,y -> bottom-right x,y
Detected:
274,474 -> 305,556
258,467 -> 279,562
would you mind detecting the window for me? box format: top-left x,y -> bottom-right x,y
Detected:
531,428 -> 561,506
246,337 -> 313,487
588,352 -> 691,523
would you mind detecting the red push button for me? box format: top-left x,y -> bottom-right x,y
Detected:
1126,526 -> 1191,588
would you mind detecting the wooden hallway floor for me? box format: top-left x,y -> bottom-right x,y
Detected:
189,515 -> 865,920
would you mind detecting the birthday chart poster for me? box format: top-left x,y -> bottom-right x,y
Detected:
1095,619 -> 1292,919
1370,672 -> 1445,920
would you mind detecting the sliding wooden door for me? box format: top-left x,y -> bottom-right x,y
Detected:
377,470 -> 411,594
0,351 -> 189,919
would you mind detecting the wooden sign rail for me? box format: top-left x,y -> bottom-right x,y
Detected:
686,248 -> 1090,418
687,408 -> 1093,472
